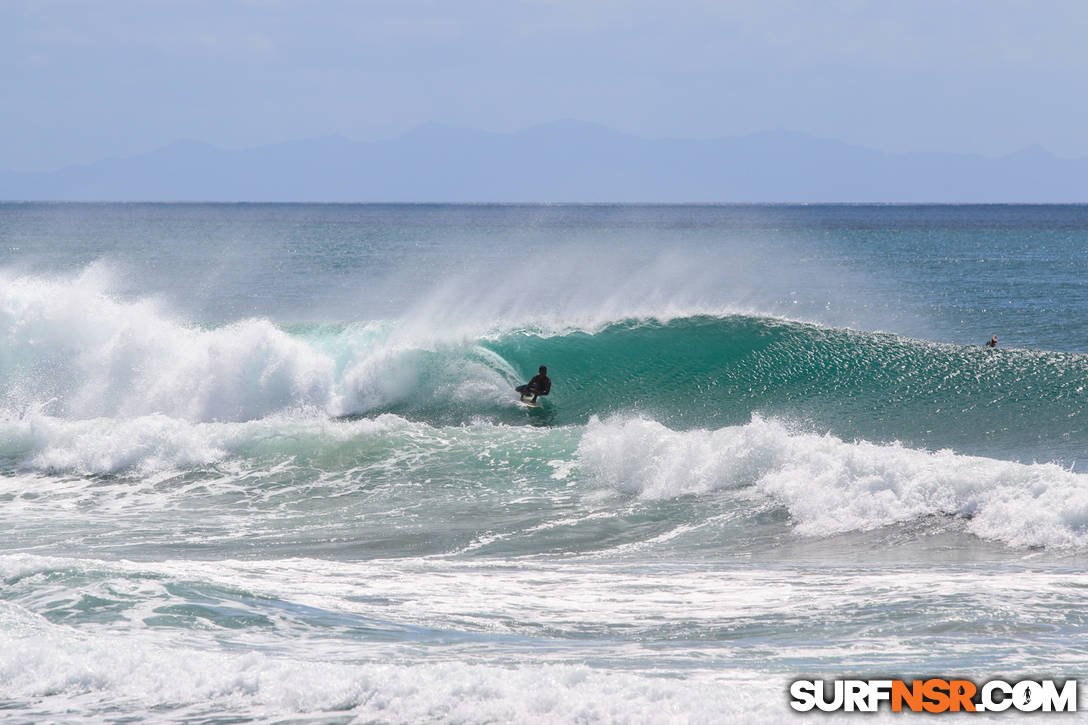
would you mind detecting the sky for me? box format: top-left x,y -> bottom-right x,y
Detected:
2,0 -> 1087,172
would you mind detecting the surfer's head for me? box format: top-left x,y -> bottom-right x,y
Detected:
539,365 -> 547,374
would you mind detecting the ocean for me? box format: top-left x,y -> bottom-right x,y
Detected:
1,203 -> 1087,722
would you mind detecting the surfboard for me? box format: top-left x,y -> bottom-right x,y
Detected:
515,385 -> 543,408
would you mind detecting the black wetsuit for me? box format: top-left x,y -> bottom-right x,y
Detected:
528,373 -> 551,396
518,373 -> 551,399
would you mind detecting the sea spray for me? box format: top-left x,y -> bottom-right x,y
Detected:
1,268 -> 520,422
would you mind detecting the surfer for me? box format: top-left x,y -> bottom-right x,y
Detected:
516,365 -> 551,403
986,335 -> 998,348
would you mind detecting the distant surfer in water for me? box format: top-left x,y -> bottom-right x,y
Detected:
517,365 -> 551,403
986,335 -> 998,348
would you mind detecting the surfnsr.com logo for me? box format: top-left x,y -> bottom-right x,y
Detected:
790,679 -> 1077,713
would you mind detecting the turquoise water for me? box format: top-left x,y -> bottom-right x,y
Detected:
2,204 -> 1087,722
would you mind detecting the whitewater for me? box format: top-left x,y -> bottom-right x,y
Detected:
2,203 -> 1087,723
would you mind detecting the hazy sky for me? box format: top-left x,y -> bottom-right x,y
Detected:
3,0 -> 1086,171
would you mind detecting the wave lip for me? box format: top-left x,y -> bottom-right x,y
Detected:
577,415 -> 1088,549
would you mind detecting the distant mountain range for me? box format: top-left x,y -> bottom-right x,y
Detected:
2,121 -> 1086,202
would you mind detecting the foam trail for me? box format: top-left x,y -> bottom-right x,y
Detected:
0,598 -> 785,724
577,416 -> 1088,549
1,410 -> 417,475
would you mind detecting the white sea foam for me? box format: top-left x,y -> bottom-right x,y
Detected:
0,408 -> 577,481
0,596 -> 785,724
577,416 -> 1088,549
0,410 -> 457,476
2,553 -> 1074,722
0,266 -> 518,422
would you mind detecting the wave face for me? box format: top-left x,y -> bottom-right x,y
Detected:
4,268 -> 1084,462
488,316 -> 1087,459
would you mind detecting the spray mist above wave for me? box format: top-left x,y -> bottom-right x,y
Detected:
577,415 -> 1088,550
0,265 -> 527,423
385,245 -> 797,341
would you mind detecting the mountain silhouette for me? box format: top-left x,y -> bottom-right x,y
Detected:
2,122 -> 1085,202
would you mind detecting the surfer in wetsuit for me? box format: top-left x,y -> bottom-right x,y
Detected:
986,335 -> 998,348
517,366 -> 551,403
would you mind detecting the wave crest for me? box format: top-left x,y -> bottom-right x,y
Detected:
0,267 -> 518,423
